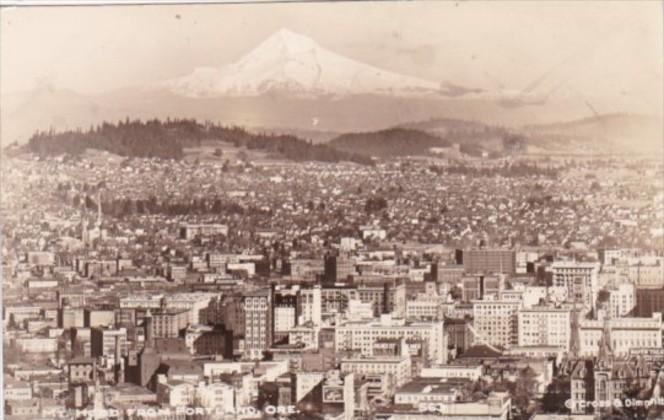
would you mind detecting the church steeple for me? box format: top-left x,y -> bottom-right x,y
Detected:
80,195 -> 90,240
597,310 -> 614,367
96,190 -> 103,229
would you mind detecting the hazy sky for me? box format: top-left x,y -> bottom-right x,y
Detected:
1,1 -> 662,114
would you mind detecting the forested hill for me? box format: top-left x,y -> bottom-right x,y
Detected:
327,128 -> 448,158
24,118 -> 373,165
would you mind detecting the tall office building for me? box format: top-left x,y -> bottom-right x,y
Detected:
242,289 -> 273,360
273,292 -> 298,342
463,249 -> 515,274
90,327 -> 128,360
551,261 -> 600,310
472,300 -> 520,348
517,306 -> 571,350
607,283 -> 635,317
297,287 -> 322,326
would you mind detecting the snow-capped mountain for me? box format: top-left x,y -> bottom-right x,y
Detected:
164,28 -> 443,98
8,31 -> 654,146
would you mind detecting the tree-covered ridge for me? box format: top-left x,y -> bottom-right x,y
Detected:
327,127 -> 449,157
25,118 -> 373,165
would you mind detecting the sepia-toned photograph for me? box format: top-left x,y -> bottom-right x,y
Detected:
0,1 -> 663,419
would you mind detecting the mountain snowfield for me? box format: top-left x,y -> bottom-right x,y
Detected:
164,29 -> 444,98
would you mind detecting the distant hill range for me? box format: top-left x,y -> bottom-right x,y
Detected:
396,118 -> 520,156
392,114 -> 663,156
398,117 -> 499,135
521,113 -> 663,154
327,121 -> 528,158
5,112 -> 660,162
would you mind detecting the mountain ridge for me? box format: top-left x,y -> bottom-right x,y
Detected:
163,28 -> 445,98
521,113 -> 664,153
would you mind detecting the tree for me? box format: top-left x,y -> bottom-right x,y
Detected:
365,196 -> 388,213
616,379 -> 649,420
541,376 -> 570,414
25,118 -> 371,164
449,285 -> 463,300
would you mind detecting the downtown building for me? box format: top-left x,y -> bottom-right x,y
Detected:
606,282 -> 635,318
324,254 -> 357,284
517,306 -> 571,350
462,248 -> 516,275
634,287 -> 664,317
578,312 -> 662,357
242,289 -> 273,360
297,286 -> 322,326
273,291 -> 298,342
340,354 -> 412,388
163,292 -> 219,325
628,260 -> 664,288
334,314 -> 447,364
149,309 -> 190,339
461,274 -> 506,302
90,326 -> 128,360
551,261 -> 600,310
471,299 -> 521,349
